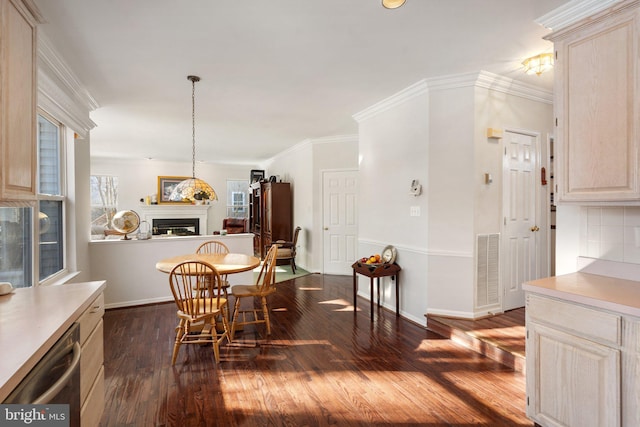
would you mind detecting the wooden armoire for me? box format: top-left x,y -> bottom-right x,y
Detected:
249,182 -> 292,258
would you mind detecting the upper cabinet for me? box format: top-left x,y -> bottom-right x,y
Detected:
0,0 -> 42,200
549,0 -> 640,203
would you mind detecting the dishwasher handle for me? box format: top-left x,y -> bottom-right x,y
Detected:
33,342 -> 81,404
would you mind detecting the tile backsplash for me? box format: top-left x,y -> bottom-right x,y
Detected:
579,206 -> 640,264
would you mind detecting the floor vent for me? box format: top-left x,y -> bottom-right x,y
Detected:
476,233 -> 500,307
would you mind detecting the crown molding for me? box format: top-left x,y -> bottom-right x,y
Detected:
536,0 -> 626,31
310,134 -> 358,145
37,33 -> 99,137
263,134 -> 358,166
425,70 -> 553,104
353,71 -> 552,123
352,79 -> 428,122
474,71 -> 553,104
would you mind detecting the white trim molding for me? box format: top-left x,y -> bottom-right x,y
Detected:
427,70 -> 553,104
353,79 -> 428,122
37,33 -> 98,138
536,0 -> 624,31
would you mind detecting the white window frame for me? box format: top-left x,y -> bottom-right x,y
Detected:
37,110 -> 68,286
226,179 -> 249,219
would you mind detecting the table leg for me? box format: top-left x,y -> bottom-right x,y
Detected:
395,272 -> 399,316
377,277 -> 381,307
353,270 -> 357,314
370,277 -> 374,319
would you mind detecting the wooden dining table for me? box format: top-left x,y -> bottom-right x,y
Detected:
155,253 -> 261,275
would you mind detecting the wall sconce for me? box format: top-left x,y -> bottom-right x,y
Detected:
486,128 -> 503,139
522,53 -> 554,76
382,0 -> 406,9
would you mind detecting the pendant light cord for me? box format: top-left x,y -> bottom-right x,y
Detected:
188,75 -> 200,179
191,77 -> 196,179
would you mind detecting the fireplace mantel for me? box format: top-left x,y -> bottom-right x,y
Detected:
137,205 -> 210,235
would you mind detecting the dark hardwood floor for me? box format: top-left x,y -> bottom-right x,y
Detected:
100,273 -> 532,426
427,309 -> 526,373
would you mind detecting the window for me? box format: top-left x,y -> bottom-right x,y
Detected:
90,175 -> 118,239
0,206 -> 33,288
37,113 -> 65,283
226,180 -> 249,218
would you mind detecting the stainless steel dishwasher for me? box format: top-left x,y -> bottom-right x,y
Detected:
3,322 -> 81,426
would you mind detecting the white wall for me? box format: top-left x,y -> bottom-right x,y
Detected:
90,157 -> 257,235
90,233 -> 254,307
261,141 -> 314,271
354,72 -> 554,322
262,136 -> 359,272
68,132 -> 92,282
426,72 -> 554,318
354,81 -> 430,325
426,84 -> 476,316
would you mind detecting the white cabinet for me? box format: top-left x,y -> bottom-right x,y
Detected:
548,0 -> 640,203
0,0 -> 41,199
78,292 -> 105,426
526,293 -> 640,427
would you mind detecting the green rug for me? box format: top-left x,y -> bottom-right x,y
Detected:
253,264 -> 310,283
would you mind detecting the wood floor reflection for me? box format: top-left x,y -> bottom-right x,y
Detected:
100,273 -> 532,426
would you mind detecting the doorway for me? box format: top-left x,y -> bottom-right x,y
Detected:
501,130 -> 542,310
322,170 -> 358,275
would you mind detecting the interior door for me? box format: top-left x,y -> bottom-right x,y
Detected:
323,170 -> 358,275
502,131 -> 539,310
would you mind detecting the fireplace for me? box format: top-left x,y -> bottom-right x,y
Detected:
152,218 -> 199,236
137,205 -> 209,237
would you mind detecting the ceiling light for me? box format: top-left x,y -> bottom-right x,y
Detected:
522,53 -> 554,76
382,0 -> 406,9
169,76 -> 217,203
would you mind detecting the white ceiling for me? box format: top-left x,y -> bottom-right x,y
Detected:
33,0 -> 567,165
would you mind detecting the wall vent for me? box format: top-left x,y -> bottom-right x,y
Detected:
476,233 -> 500,308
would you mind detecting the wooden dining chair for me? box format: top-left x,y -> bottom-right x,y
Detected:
195,240 -> 231,298
169,260 -> 230,364
275,226 -> 301,273
229,244 -> 278,341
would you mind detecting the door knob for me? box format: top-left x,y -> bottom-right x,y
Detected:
324,227 -> 329,230
530,225 -> 540,232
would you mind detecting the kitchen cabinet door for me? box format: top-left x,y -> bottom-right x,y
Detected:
527,322 -> 621,427
550,1 -> 640,203
0,0 -> 40,199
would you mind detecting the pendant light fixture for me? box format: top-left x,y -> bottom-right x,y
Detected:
169,75 -> 217,203
382,0 -> 406,9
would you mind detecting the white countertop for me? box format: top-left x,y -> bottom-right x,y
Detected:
0,281 -> 106,401
524,272 -> 640,318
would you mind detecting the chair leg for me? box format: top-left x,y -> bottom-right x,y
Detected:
290,258 -> 296,274
261,296 -> 271,336
220,306 -> 231,345
208,320 -> 221,363
172,319 -> 186,365
230,297 -> 242,341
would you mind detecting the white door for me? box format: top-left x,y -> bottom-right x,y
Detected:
502,131 -> 539,310
323,170 -> 358,275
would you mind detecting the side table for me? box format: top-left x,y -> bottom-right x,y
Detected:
352,261 -> 401,319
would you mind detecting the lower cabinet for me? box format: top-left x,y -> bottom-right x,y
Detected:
78,292 -> 105,426
526,293 -> 640,427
